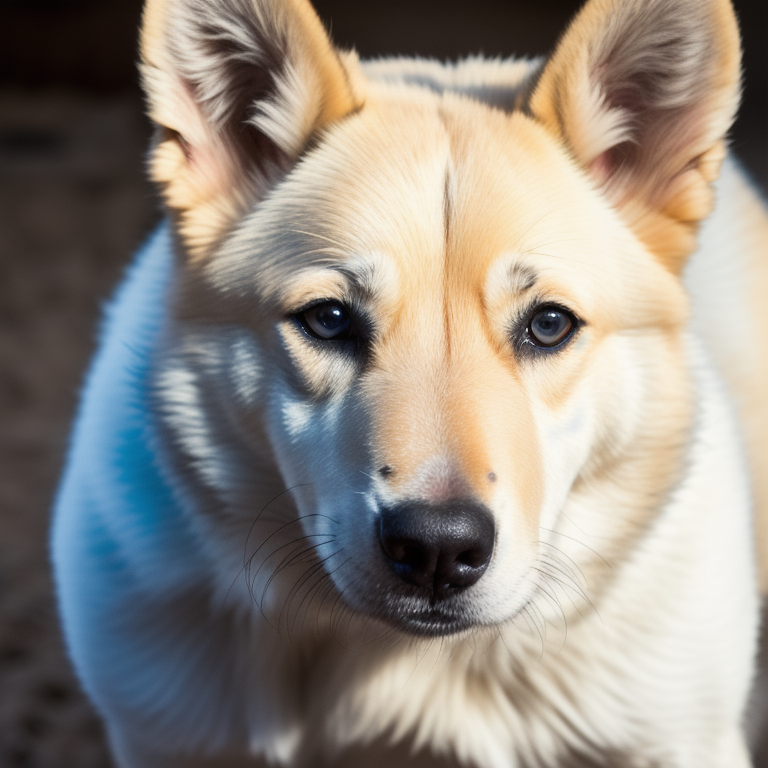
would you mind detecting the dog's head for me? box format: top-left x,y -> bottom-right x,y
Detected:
142,0 -> 741,636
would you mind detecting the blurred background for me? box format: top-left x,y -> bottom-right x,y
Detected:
0,0 -> 765,766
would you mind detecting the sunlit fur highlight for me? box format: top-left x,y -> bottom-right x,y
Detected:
529,0 -> 741,271
140,0 -> 358,260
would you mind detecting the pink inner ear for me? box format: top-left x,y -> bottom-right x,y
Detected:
189,139 -> 238,199
588,150 -> 614,187
167,76 -> 239,199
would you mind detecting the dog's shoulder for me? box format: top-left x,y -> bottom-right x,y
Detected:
51,224 -> 199,595
685,159 -> 768,590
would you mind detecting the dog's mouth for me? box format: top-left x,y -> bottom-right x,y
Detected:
371,590 -> 487,637
389,607 -> 475,637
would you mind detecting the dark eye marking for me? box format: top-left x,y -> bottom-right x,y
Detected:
295,300 -> 353,341
510,264 -> 538,293
516,303 -> 581,354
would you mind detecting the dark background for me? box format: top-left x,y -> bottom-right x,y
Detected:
0,1 -> 765,766
0,0 -> 765,182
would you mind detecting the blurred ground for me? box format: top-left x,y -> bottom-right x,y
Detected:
0,0 -> 765,766
0,92 -> 157,767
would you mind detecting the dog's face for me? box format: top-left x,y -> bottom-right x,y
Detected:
203,100 -> 692,635
143,0 -> 740,635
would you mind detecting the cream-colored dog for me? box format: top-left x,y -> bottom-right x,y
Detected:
52,0 -> 768,766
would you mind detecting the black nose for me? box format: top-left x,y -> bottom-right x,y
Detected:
378,500 -> 495,600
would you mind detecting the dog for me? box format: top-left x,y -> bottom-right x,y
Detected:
52,0 -> 768,765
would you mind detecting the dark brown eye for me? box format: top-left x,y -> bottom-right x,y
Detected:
528,306 -> 575,348
298,302 -> 352,340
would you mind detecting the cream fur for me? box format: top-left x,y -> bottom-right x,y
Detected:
52,0 -> 768,767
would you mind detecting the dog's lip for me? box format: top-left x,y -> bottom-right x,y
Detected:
383,605 -> 477,637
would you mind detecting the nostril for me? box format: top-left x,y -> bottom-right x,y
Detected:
384,541 -> 426,568
456,548 -> 489,569
402,544 -> 426,567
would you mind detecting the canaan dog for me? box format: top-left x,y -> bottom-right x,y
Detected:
52,0 -> 768,765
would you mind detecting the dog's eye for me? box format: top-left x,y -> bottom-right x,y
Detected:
527,306 -> 575,348
297,301 -> 352,340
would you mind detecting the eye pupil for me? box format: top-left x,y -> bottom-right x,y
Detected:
317,305 -> 345,330
301,302 -> 352,340
528,307 -> 574,348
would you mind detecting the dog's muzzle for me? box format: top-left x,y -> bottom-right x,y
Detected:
378,499 -> 495,602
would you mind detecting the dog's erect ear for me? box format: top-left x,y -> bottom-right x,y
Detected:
140,0 -> 358,259
529,0 -> 741,271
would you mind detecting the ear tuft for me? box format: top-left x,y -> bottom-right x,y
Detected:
529,0 -> 741,271
140,0 -> 358,259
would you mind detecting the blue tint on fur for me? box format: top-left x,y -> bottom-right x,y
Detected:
51,224 -> 203,701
